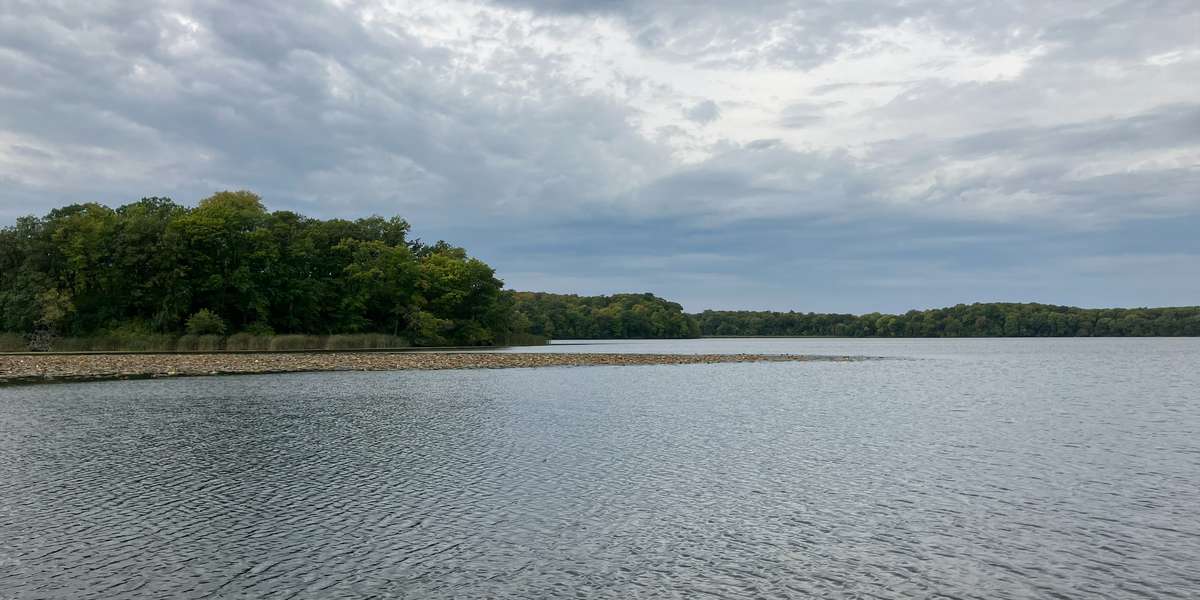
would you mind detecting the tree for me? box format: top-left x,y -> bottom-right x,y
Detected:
170,191 -> 269,328
507,292 -> 699,339
417,248 -> 506,345
335,239 -> 419,335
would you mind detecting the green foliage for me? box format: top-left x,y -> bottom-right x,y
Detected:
695,303 -> 1200,337
185,309 -> 227,336
10,195 -> 1191,347
417,249 -> 508,345
0,192 -> 522,347
245,321 -> 275,336
36,288 -> 75,331
509,292 -> 699,339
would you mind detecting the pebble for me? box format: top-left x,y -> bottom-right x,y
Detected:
0,352 -> 866,386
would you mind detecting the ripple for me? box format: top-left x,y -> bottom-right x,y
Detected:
1,338 -> 1199,598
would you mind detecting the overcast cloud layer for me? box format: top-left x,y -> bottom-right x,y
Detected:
2,0 -> 1198,311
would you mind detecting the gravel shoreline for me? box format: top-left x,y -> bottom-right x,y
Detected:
0,352 -> 866,386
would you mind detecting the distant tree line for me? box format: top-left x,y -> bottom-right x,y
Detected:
0,192 -> 521,346
508,292 -> 700,339
4,196 -> 1197,350
695,303 -> 1200,337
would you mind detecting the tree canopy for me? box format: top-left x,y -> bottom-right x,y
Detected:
507,292 -> 699,339
3,195 -> 1197,348
695,303 -> 1200,337
0,192 -> 516,346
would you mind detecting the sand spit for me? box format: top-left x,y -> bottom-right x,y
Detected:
0,352 -> 868,386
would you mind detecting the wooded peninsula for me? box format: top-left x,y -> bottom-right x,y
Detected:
2,192 -> 1197,352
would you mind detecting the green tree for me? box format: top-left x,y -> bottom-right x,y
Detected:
336,239 -> 420,335
170,191 -> 270,328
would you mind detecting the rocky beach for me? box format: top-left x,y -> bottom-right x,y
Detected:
0,351 -> 866,386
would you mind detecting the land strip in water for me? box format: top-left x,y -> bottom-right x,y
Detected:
0,352 -> 867,386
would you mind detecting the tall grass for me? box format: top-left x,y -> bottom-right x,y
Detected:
0,331 -> 548,352
173,335 -> 224,352
266,334 -> 320,351
44,333 -> 177,352
224,333 -> 273,351
325,334 -> 409,350
0,332 -> 27,352
263,334 -> 411,351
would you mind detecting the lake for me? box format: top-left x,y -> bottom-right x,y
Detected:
1,338 -> 1197,598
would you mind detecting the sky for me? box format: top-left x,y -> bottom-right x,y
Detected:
1,0 -> 1198,313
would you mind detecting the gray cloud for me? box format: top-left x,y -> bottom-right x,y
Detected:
779,101 -> 839,128
492,0 -> 1199,69
861,103 -> 1200,225
0,0 -> 673,224
1,0 -> 1198,309
683,100 -> 720,124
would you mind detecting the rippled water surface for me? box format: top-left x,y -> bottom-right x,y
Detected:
1,338 -> 1198,599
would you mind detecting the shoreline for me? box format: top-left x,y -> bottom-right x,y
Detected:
0,352 -> 868,387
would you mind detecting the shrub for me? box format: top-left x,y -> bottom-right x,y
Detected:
185,309 -> 227,336
26,329 -> 57,352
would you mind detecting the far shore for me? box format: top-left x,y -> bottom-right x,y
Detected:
0,351 -> 868,386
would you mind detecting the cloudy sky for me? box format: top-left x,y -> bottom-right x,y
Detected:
1,0 -> 1198,312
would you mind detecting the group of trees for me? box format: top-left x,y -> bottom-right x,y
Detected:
509,292 -> 699,339
695,303 -> 1200,337
0,192 -> 519,346
3,194 -> 1197,348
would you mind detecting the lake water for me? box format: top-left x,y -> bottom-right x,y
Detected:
1,338 -> 1198,598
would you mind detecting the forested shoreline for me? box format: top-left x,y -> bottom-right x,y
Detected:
2,194 -> 1197,352
0,192 -> 522,350
510,292 -> 699,339
514,300 -> 1200,339
694,304 -> 1200,337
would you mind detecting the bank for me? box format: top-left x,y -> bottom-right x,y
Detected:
0,352 -> 866,386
